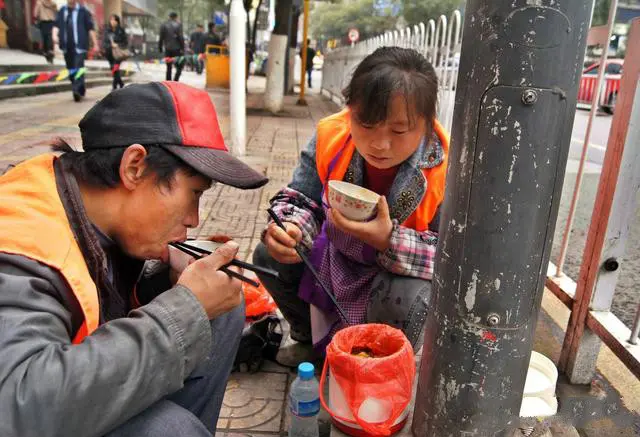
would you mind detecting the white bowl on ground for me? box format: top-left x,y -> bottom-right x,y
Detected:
519,351 -> 559,417
328,180 -> 380,222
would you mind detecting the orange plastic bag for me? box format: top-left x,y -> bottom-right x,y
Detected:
242,280 -> 277,318
320,324 -> 415,436
203,235 -> 277,319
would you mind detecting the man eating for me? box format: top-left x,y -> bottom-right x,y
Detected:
0,82 -> 268,437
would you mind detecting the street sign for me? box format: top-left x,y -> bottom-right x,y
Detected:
214,11 -> 227,26
348,28 -> 360,43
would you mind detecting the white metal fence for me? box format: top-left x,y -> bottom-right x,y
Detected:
320,10 -> 463,133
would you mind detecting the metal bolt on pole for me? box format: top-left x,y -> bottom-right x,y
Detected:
412,1 -> 594,435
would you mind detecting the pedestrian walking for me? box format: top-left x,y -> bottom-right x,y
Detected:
103,14 -> 128,90
304,39 -> 315,88
253,47 -> 448,367
189,24 -> 206,75
33,0 -> 58,64
0,81 -> 269,437
52,0 -> 99,102
159,12 -> 185,82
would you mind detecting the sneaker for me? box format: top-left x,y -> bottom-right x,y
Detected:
275,334 -> 316,368
73,92 -> 82,102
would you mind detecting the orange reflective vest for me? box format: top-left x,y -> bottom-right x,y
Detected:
0,155 -> 99,344
315,109 -> 449,231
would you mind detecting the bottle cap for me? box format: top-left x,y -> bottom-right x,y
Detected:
298,362 -> 315,380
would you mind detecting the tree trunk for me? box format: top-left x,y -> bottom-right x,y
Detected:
264,0 -> 292,113
286,8 -> 300,94
251,0 -> 263,51
273,0 -> 291,35
243,0 -> 251,47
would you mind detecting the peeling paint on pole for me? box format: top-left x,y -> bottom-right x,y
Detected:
412,1 -> 594,435
465,271 -> 478,311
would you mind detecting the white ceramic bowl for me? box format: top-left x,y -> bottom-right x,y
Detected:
328,180 -> 380,222
167,240 -> 223,272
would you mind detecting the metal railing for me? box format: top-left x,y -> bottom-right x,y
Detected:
547,0 -> 640,383
320,10 -> 463,133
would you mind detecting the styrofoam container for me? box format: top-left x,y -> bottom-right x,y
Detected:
519,351 -> 559,417
328,371 -> 409,436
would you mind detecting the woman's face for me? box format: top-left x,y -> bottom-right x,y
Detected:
349,94 -> 428,170
110,17 -> 118,28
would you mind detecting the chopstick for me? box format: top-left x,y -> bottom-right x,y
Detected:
169,242 -> 260,288
173,242 -> 280,281
267,208 -> 352,325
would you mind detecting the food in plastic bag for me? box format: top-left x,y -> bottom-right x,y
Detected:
320,324 -> 415,436
243,280 -> 278,319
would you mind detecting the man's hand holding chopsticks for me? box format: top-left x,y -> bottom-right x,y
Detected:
177,241 -> 244,319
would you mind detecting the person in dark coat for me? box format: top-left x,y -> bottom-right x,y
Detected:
103,14 -> 128,90
189,24 -> 206,75
305,39 -> 315,88
205,22 -> 222,48
159,12 -> 185,82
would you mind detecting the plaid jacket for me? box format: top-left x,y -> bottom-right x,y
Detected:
266,133 -> 445,280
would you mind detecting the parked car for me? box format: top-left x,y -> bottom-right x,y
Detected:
578,59 -> 623,114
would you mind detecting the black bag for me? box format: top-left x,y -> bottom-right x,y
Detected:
233,315 -> 283,373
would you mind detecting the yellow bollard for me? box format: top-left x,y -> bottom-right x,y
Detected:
0,19 -> 8,49
205,44 -> 231,89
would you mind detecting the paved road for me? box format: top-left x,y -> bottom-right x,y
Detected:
567,108 -> 611,165
557,109 -> 639,328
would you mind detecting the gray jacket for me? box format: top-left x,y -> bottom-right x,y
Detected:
0,252 -> 212,437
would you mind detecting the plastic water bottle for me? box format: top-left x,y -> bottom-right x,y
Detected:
289,362 -> 320,437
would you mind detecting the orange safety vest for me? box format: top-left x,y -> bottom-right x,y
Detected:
0,155 -> 99,344
315,109 -> 449,231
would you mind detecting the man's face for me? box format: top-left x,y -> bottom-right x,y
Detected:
67,0 -> 77,7
114,152 -> 211,262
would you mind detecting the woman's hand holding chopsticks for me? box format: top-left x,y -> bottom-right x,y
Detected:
263,222 -> 303,264
176,241 -> 244,319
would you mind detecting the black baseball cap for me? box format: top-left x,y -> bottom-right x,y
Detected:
78,82 -> 268,190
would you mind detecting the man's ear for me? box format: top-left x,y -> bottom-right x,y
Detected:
119,144 -> 148,191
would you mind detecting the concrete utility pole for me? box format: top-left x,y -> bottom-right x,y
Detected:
229,0 -> 247,155
412,1 -> 595,436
